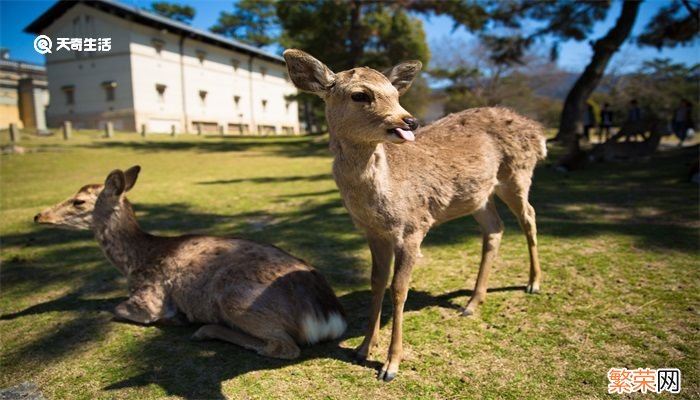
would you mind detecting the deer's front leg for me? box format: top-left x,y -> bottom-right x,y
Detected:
354,234 -> 393,363
114,285 -> 168,325
378,236 -> 420,382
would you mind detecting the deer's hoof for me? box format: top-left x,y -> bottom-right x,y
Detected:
377,366 -> 397,382
378,370 -> 396,382
460,308 -> 474,317
526,283 -> 540,294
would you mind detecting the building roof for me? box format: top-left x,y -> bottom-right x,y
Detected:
24,0 -> 285,64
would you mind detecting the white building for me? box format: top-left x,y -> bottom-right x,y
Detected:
25,0 -> 299,134
0,53 -> 49,131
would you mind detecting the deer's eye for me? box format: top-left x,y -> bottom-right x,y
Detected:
351,92 -> 371,103
73,200 -> 86,207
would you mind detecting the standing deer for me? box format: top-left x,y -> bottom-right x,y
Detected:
284,49 -> 547,381
34,166 -> 346,359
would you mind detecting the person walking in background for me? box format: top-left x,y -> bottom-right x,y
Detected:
627,99 -> 642,123
583,101 -> 596,141
619,99 -> 643,142
599,102 -> 614,142
673,99 -> 694,146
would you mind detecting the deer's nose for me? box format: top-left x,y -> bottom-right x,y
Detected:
403,117 -> 418,131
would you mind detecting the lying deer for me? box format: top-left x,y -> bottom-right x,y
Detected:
608,118 -> 669,143
284,49 -> 546,381
34,166 -> 346,359
590,128 -> 663,162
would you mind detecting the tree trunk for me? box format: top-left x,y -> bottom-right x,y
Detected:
556,1 -> 642,168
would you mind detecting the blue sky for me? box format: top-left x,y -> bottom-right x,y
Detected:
1,0 -> 698,73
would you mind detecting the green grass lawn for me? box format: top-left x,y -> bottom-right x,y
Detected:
1,130 -> 698,399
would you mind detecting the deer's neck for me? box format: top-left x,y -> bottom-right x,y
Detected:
333,139 -> 392,191
93,199 -> 152,277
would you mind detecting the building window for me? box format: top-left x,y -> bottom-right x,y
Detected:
259,125 -> 276,135
152,38 -> 165,54
233,95 -> 241,109
261,99 -> 267,112
260,66 -> 267,78
196,50 -> 206,64
102,81 -> 116,102
156,84 -> 167,102
232,58 -> 240,71
62,85 -> 75,105
285,101 -> 291,114
199,90 -> 207,105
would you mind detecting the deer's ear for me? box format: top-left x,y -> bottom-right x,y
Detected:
124,165 -> 141,192
383,60 -> 422,95
283,49 -> 336,96
104,170 -> 126,197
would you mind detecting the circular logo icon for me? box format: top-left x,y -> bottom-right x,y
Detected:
34,35 -> 52,54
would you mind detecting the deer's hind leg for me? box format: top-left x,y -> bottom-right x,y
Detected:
192,324 -> 301,360
495,173 -> 541,294
463,199 -> 504,316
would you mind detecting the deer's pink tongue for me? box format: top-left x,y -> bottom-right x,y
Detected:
394,128 -> 415,141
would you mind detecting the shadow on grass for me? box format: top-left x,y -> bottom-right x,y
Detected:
102,286 -> 515,399
1,225 -> 93,248
0,292 -> 124,322
77,135 -> 332,158
0,227 -> 111,295
0,275 -> 125,371
198,173 -> 332,185
2,283 -> 524,399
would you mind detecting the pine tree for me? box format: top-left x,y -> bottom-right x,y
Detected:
150,2 -> 195,25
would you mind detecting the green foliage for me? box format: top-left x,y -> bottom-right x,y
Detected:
210,0 -> 278,48
603,58 -> 699,121
437,1 -> 698,68
432,66 -> 562,127
407,0 -> 489,31
278,1 -> 431,120
194,0 -> 436,127
361,7 -> 430,71
277,1 -> 355,71
478,1 -> 610,65
427,37 -> 564,126
278,1 -> 429,70
150,1 -> 195,24
637,0 -> 700,49
430,65 -> 485,112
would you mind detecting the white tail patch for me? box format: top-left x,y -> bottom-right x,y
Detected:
539,137 -> 548,159
301,312 -> 347,344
